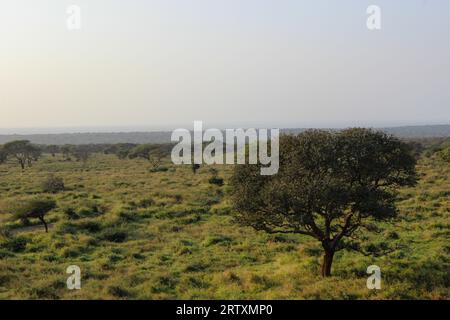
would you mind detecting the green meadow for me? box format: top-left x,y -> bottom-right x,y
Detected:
0,151 -> 448,299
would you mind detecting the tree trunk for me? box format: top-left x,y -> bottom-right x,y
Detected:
39,216 -> 48,233
321,249 -> 334,277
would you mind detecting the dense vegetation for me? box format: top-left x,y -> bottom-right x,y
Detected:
0,136 -> 448,299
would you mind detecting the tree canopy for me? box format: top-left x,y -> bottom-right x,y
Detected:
2,140 -> 41,169
230,128 -> 417,276
128,144 -> 170,168
3,198 -> 56,233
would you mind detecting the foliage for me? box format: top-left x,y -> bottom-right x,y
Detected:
2,140 -> 41,169
208,168 -> 224,186
128,144 -> 167,168
2,197 -> 56,233
230,129 -> 417,276
104,143 -> 137,159
70,146 -> 92,164
438,146 -> 450,162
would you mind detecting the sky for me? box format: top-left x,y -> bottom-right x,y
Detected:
0,0 -> 449,133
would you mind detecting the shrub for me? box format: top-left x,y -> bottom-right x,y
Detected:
208,168 -> 224,186
208,177 -> 224,186
108,286 -> 132,298
0,235 -> 30,252
137,198 -> 155,208
185,262 -> 209,272
57,220 -> 103,235
76,221 -> 102,233
116,210 -> 140,222
41,175 -> 65,193
438,147 -> 450,162
202,235 -> 233,246
98,229 -> 128,243
149,166 -> 169,173
76,201 -> 107,217
63,207 -> 79,220
151,275 -> 178,294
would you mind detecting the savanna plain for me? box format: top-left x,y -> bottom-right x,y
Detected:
0,139 -> 448,300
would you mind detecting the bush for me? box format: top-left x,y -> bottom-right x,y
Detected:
57,220 -> 103,234
208,168 -> 224,186
173,194 -> 183,204
63,207 -> 79,220
202,235 -> 233,246
76,201 -> 107,217
41,175 -> 65,193
0,235 -> 30,252
98,229 -> 128,243
149,166 -> 169,173
208,177 -> 224,186
77,221 -> 102,233
151,275 -> 178,294
438,147 -> 450,162
137,198 -> 155,208
108,286 -> 132,298
185,262 -> 209,272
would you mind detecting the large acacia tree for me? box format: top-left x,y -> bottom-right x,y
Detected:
3,198 -> 56,233
2,140 -> 41,169
230,128 -> 417,277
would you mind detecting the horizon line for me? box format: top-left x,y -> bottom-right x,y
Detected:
0,123 -> 449,135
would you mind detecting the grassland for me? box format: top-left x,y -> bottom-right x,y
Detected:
0,153 -> 448,299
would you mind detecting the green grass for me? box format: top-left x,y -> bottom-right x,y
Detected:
0,154 -> 448,299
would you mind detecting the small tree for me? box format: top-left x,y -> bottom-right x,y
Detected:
230,129 -> 417,277
2,140 -> 41,169
129,144 -> 165,169
104,143 -> 137,159
6,198 -> 56,233
70,146 -> 92,165
46,145 -> 60,157
61,145 -> 72,160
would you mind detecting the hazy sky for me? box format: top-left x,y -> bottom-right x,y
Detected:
1,0 -> 449,132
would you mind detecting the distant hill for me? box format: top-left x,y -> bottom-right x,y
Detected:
380,125 -> 450,138
0,125 -> 449,145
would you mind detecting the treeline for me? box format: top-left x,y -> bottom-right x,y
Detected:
0,141 -> 174,169
1,125 -> 449,145
404,137 -> 450,159
1,137 -> 449,170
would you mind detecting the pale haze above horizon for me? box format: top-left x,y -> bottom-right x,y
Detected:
1,0 -> 449,133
